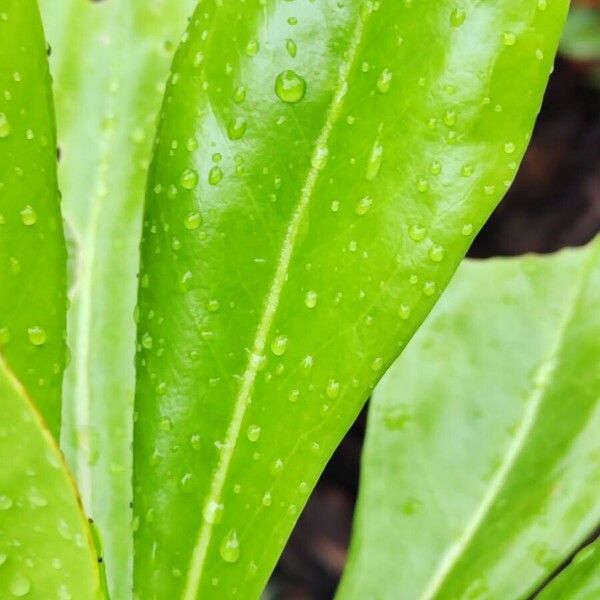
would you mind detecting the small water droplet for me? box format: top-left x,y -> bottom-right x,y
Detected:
179,473 -> 194,494
247,425 -> 261,442
399,304 -> 411,320
262,491 -> 272,507
183,211 -> 202,230
430,160 -> 442,176
207,299 -> 220,312
275,70 -> 306,103
245,39 -> 259,57
234,85 -> 247,103
355,195 -> 373,216
270,458 -> 284,475
0,113 -> 11,138
326,379 -> 340,399
409,224 -> 426,242
503,142 -> 515,154
503,31 -> 516,46
0,495 -> 13,510
377,68 -> 392,94
180,169 -> 199,190
288,389 -> 300,402
220,529 -> 240,563
285,38 -> 297,57
429,244 -> 445,262
304,290 -> 318,308
190,434 -> 202,450
366,141 -> 383,181
461,163 -> 474,177
227,117 -> 247,140
28,326 -> 46,346
462,223 -> 473,236
444,110 -> 456,127
371,357 -> 383,371
450,7 -> 466,27
423,281 -> 436,296
271,335 -> 288,356
208,166 -> 223,186
20,205 -> 37,226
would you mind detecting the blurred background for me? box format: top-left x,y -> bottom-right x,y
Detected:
270,3 -> 600,598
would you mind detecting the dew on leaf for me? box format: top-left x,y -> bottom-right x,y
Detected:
183,211 -> 202,230
219,529 -> 240,563
275,70 -> 306,103
180,169 -> 199,190
20,205 -> 37,226
28,326 -> 46,346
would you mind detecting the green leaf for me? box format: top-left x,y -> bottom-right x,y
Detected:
38,1 -> 196,597
134,1 -> 568,597
560,7 -> 600,62
538,538 -> 600,600
0,354 -> 103,598
0,0 -> 67,437
338,238 -> 600,599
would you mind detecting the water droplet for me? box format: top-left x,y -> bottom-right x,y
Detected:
450,7 -> 466,27
245,39 -> 259,57
183,211 -> 202,230
275,70 -> 306,104
28,326 -> 46,346
10,573 -> 31,597
304,290 -> 318,308
503,31 -> 516,46
180,169 -> 199,190
461,223 -> 474,236
262,491 -> 272,506
444,110 -> 456,127
208,166 -> 223,186
203,500 -> 224,525
503,142 -> 515,154
288,389 -> 300,402
429,244 -> 445,262
270,458 -> 284,475
423,281 -> 436,296
20,205 -> 37,226
366,141 -> 383,181
190,434 -> 202,450
179,473 -> 194,494
355,195 -> 373,216
207,299 -> 220,312
287,16 -> 298,25
234,85 -> 247,103
326,379 -> 340,399
377,68 -> 392,94
286,38 -> 297,57
409,224 -> 426,242
219,529 -> 240,563
417,178 -> 429,192
0,113 -> 10,138
430,160 -> 442,176
247,425 -> 261,442
227,117 -> 247,140
461,163 -> 474,177
371,357 -> 383,371
271,335 -> 288,356
398,304 -> 411,320
0,495 -> 13,510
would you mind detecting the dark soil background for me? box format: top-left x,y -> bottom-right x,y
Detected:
271,6 -> 600,598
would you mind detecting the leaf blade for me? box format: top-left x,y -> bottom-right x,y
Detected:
134,1 -> 568,597
38,2 -> 196,596
338,238 -> 600,599
0,355 -> 102,599
0,0 -> 67,436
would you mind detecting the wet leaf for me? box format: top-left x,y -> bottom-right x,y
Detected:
0,355 -> 102,599
339,239 -> 600,599
0,0 -> 67,436
538,538 -> 600,600
38,1 -> 196,596
134,1 -> 568,597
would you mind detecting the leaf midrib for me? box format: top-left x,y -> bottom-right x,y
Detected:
418,254 -> 592,600
181,10 -> 372,598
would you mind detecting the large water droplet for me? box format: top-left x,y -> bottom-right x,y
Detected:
20,206 -> 37,226
183,211 -> 202,230
227,117 -> 247,140
28,326 -> 46,346
275,70 -> 306,104
180,169 -> 199,190
208,166 -> 223,186
220,530 -> 240,563
10,573 -> 31,597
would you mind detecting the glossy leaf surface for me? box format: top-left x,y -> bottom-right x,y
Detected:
339,239 -> 600,599
134,1 -> 567,597
38,1 -> 195,596
538,539 -> 600,600
0,0 -> 67,436
0,355 -> 102,599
